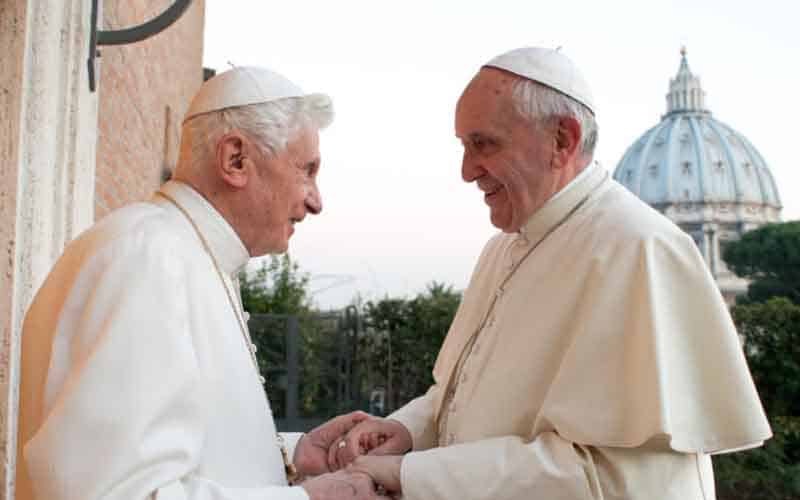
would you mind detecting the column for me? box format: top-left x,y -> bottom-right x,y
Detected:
0,0 -> 99,497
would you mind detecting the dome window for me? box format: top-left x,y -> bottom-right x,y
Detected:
714,160 -> 725,172
682,161 -> 692,176
649,164 -> 659,177
625,170 -> 633,183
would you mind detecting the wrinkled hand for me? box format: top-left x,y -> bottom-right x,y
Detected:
348,455 -> 404,495
329,417 -> 412,470
301,470 -> 392,500
294,411 -> 371,477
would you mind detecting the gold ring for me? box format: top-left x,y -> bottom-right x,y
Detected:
338,440 -> 347,449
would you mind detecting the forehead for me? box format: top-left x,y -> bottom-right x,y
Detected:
285,129 -> 320,156
455,68 -> 518,137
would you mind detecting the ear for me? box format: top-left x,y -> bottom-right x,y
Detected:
551,116 -> 582,169
216,131 -> 252,189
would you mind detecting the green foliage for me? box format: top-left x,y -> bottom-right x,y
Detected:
239,254 -> 312,316
722,221 -> 800,304
360,282 -> 461,413
715,417 -> 800,500
239,254 -> 313,418
715,222 -> 800,499
239,255 -> 361,421
732,298 -> 800,417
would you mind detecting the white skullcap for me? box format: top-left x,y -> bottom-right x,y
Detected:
183,66 -> 325,123
484,47 -> 595,115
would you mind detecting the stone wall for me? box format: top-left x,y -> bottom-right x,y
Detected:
1,0 -> 102,496
95,0 -> 206,219
0,1 -> 205,497
0,10 -> 28,478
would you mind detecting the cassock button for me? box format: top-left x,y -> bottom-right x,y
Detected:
495,288 -> 504,299
486,316 -> 495,327
259,375 -> 267,385
243,311 -> 251,322
461,372 -> 468,383
250,343 -> 258,354
447,433 -> 455,445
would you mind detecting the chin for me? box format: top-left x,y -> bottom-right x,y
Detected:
272,242 -> 289,254
490,213 -> 511,232
255,241 -> 289,256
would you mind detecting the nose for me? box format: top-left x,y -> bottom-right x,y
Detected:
461,151 -> 482,183
305,180 -> 322,215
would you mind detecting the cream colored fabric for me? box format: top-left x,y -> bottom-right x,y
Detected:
16,181 -> 308,500
184,66 -> 326,123
390,163 -> 770,499
484,47 -> 595,114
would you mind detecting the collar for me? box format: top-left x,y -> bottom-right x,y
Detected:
518,161 -> 608,242
153,180 -> 250,276
548,160 -> 597,204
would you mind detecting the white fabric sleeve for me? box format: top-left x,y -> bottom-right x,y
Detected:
400,432 -> 712,500
282,432 -> 305,462
387,384 -> 441,451
22,240 -> 308,500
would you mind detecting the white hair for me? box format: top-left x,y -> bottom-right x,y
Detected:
178,94 -> 334,170
510,78 -> 598,158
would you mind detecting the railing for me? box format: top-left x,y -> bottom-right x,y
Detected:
248,312 -> 367,432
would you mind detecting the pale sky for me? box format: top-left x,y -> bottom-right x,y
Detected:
203,0 -> 800,309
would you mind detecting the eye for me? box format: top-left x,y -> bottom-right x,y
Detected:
468,135 -> 497,154
301,161 -> 318,178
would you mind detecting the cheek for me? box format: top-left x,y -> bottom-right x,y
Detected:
292,182 -> 308,204
488,157 -> 521,189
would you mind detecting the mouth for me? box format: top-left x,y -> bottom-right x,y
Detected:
288,218 -> 301,235
482,185 -> 503,204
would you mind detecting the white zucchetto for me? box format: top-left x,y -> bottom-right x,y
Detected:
484,47 -> 595,115
183,66 -> 325,123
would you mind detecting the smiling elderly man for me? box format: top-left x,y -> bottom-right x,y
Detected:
334,47 -> 771,499
16,67 -> 389,500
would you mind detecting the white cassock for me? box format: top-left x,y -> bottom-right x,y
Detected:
16,181 -> 308,500
390,162 -> 772,500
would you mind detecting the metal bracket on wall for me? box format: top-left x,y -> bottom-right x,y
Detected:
87,0 -> 194,92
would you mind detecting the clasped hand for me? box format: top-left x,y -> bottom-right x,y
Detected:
293,411 -> 412,498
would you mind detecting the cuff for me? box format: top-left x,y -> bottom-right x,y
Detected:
388,396 -> 437,451
282,432 -> 305,462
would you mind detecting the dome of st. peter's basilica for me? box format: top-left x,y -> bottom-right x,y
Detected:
613,48 -> 782,302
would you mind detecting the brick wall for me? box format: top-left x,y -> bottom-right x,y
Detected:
95,0 -> 205,219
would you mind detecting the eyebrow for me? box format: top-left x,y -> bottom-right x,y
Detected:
468,132 -> 496,142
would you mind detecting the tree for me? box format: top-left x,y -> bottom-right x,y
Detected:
239,254 -> 312,315
239,255 -> 354,422
714,221 -> 800,499
239,254 -> 314,419
723,221 -> 800,304
360,282 -> 461,413
733,298 -> 800,417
